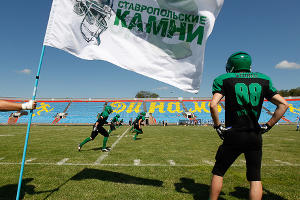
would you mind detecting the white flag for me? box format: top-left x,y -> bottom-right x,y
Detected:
44,0 -> 224,93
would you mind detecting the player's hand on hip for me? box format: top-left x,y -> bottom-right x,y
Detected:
260,124 -> 272,134
214,125 -> 231,140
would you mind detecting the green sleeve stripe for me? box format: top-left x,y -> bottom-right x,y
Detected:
212,73 -> 235,94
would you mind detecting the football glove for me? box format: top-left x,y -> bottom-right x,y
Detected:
260,124 -> 272,134
93,125 -> 98,132
214,125 -> 232,140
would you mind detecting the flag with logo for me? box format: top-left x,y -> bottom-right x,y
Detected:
44,0 -> 224,93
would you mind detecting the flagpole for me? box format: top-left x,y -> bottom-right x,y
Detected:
16,45 -> 46,200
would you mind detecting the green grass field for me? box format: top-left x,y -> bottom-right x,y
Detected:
0,125 -> 299,200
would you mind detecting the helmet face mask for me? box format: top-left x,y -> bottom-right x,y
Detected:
73,0 -> 113,45
226,52 -> 252,73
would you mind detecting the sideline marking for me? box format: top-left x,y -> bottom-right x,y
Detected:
57,158 -> 69,165
94,127 -> 130,165
0,135 -> 14,136
134,159 -> 140,166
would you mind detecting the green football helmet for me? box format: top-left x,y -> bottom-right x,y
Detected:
105,105 -> 113,114
140,112 -> 146,116
226,51 -> 252,73
116,114 -> 120,118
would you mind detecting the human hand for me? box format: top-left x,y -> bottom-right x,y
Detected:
214,125 -> 232,140
260,124 -> 272,134
21,100 -> 37,110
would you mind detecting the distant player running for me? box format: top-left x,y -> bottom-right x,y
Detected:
117,119 -> 124,127
132,112 -> 146,140
108,114 -> 120,135
209,52 -> 289,200
78,105 -> 113,152
130,112 -> 144,132
296,114 -> 300,131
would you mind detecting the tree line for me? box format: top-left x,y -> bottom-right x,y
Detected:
278,87 -> 300,97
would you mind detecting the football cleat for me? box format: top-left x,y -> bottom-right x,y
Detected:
102,148 -> 110,152
78,144 -> 82,152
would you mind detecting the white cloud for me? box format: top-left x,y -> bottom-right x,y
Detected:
17,68 -> 32,74
152,86 -> 169,91
275,60 -> 300,69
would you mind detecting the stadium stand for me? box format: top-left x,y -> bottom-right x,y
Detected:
0,97 -> 299,124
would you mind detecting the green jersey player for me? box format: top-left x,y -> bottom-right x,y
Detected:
132,112 -> 146,140
209,52 -> 289,200
78,105 -> 113,152
108,114 -> 120,135
130,112 -> 144,132
296,114 -> 300,131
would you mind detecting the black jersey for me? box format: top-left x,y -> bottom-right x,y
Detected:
212,72 -> 277,130
133,115 -> 145,124
96,111 -> 109,126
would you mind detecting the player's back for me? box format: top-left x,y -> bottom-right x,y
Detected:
97,111 -> 109,126
213,72 -> 277,130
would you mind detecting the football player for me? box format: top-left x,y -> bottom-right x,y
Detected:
296,114 -> 300,131
132,112 -> 146,140
108,114 -> 120,135
209,52 -> 289,200
78,105 -> 113,152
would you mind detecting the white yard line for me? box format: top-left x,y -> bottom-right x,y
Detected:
93,127 -> 130,165
0,162 -> 299,167
274,160 -> 293,166
203,160 -> 214,166
0,157 -> 4,161
56,158 -> 69,165
0,135 -> 15,136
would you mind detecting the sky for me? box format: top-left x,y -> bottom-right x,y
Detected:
0,0 -> 299,99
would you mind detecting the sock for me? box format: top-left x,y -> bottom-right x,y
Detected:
108,130 -> 112,135
133,129 -> 142,134
133,133 -> 138,140
102,137 -> 108,149
80,137 -> 91,147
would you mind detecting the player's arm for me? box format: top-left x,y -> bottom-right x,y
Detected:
266,94 -> 289,127
138,119 -> 143,129
95,116 -> 104,127
210,93 -> 224,127
0,100 -> 36,111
